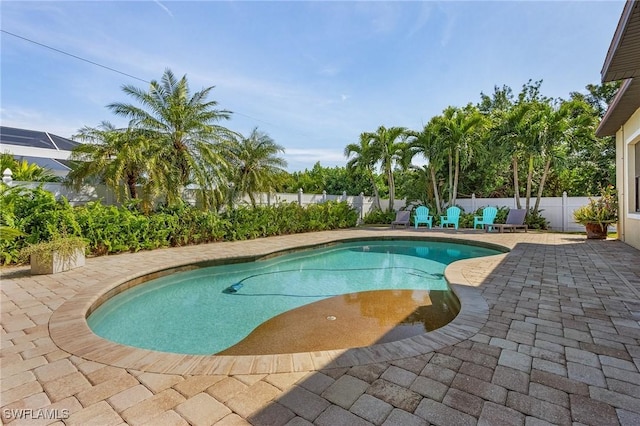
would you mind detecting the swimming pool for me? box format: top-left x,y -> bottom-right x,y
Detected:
87,239 -> 500,355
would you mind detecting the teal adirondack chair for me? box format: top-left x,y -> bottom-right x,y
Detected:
474,206 -> 498,231
440,206 -> 461,229
414,206 -> 433,229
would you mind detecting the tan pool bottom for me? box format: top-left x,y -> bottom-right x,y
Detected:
217,289 -> 460,355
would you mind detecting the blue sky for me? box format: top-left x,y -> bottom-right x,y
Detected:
1,1 -> 625,171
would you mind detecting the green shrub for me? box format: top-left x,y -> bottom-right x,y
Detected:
573,185 -> 618,226
494,206 -> 510,224
1,185 -> 81,264
525,209 -> 549,230
221,201 -> 357,240
0,190 -> 359,265
363,208 -> 397,224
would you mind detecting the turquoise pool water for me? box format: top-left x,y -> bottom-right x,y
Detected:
88,240 -> 500,354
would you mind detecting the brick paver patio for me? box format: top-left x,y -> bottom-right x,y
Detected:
1,228 -> 639,425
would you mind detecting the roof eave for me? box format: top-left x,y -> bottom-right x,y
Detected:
601,0 -> 640,82
596,78 -> 640,137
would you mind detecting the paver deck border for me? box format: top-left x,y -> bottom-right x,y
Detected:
48,234 -> 510,375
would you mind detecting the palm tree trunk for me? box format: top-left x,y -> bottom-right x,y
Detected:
372,186 -> 382,210
127,173 -> 138,199
513,155 -> 522,209
452,149 -> 460,206
387,166 -> 395,211
366,167 -> 382,210
534,157 -> 552,213
430,167 -> 442,215
525,155 -> 534,212
448,151 -> 453,205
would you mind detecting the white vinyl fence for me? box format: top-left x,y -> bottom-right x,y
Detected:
248,191 -> 591,232
456,194 -> 592,232
246,189 -> 407,219
7,179 -> 595,232
10,181 -> 118,206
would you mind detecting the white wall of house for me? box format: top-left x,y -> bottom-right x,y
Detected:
616,107 -> 640,250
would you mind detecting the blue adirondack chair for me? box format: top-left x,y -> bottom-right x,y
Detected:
474,206 -> 498,231
413,206 -> 433,229
440,206 -> 461,229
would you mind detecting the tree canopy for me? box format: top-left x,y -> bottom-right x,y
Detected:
65,72 -> 616,213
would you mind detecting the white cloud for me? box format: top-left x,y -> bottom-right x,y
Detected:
154,1 -> 173,18
318,65 -> 340,77
284,148 -> 345,164
406,3 -> 434,39
0,107 -> 82,138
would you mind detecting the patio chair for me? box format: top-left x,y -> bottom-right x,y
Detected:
391,210 -> 411,229
413,206 -> 433,229
489,209 -> 528,233
440,206 -> 461,229
474,206 -> 498,231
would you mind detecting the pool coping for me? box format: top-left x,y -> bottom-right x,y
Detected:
49,234 -> 509,375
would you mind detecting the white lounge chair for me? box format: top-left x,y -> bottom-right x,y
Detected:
391,210 -> 411,229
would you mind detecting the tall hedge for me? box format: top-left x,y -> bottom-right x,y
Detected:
0,185 -> 358,265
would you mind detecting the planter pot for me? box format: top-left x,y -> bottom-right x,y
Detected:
30,248 -> 85,275
585,223 -> 608,240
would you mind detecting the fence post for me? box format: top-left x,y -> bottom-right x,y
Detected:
342,191 -> 347,202
562,191 -> 568,232
267,192 -> 271,207
359,192 -> 365,222
298,188 -> 303,206
471,193 -> 476,212
322,190 -> 327,202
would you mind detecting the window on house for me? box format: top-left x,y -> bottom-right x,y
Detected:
636,143 -> 640,213
636,176 -> 640,212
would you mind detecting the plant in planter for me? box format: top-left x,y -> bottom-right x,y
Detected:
573,185 -> 618,239
20,236 -> 86,275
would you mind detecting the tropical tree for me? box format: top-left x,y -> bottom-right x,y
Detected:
561,82 -> 620,194
489,101 -> 532,209
223,128 -> 287,207
434,105 -> 486,206
345,133 -> 383,210
361,126 -> 409,211
67,122 -> 156,204
529,98 -> 598,212
409,121 -> 446,214
573,81 -> 621,119
478,84 -> 515,114
108,68 -> 237,208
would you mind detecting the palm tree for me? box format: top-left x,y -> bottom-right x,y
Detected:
409,122 -> 446,215
362,126 -> 409,211
67,122 -> 155,204
224,128 -> 287,207
345,133 -> 383,210
490,102 -> 533,209
435,106 -> 485,206
530,98 -> 596,213
108,68 -> 237,208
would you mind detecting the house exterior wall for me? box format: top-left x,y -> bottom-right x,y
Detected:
616,107 -> 640,250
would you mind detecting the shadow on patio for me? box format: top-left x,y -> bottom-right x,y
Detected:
236,238 -> 640,425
